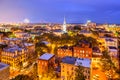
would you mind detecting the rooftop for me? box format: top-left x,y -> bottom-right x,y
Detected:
24,43 -> 33,46
106,39 -> 114,42
0,63 -> 9,71
62,56 -> 91,68
4,38 -> 20,41
41,41 -> 49,45
53,29 -> 62,32
3,45 -> 23,53
109,46 -> 117,49
39,53 -> 54,60
80,30 -> 91,33
109,46 -> 117,52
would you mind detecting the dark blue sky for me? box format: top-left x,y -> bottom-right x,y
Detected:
0,0 -> 120,23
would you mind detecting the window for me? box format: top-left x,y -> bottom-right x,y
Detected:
71,67 -> 74,70
67,71 -> 69,75
83,50 -> 84,53
80,50 -> 82,53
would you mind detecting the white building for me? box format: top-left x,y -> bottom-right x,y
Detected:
62,17 -> 67,33
105,37 -> 118,48
108,46 -> 118,57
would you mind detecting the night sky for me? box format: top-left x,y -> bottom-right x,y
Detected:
0,0 -> 120,23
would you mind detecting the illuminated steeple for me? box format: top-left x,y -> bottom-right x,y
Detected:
62,17 -> 67,33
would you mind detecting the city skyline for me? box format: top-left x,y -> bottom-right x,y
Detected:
0,0 -> 120,24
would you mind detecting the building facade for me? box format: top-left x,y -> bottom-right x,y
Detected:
61,56 -> 91,80
0,62 -> 10,80
38,53 -> 55,78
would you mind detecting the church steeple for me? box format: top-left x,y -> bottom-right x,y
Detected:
62,17 -> 67,33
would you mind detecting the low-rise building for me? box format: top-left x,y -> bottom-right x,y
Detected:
105,38 -> 118,48
108,46 -> 118,57
38,53 -> 55,78
73,45 -> 92,58
61,56 -> 91,80
1,43 -> 35,70
57,43 -> 92,59
0,27 -> 11,32
0,62 -> 10,80
57,46 -> 73,58
79,30 -> 92,37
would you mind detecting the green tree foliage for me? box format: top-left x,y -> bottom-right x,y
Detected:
47,62 -> 56,79
11,75 -> 33,80
75,65 -> 85,80
101,50 -> 115,71
100,50 -> 119,79
35,32 -> 98,54
91,30 -> 99,38
31,63 -> 38,80
35,42 -> 50,56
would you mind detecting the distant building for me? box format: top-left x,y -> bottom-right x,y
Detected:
108,46 -> 118,57
14,31 -> 30,39
0,33 -> 3,42
62,17 -> 67,33
0,62 -> 10,80
99,31 -> 114,37
0,27 -> 11,32
2,38 -> 21,45
57,46 -> 73,58
38,53 -> 55,78
105,37 -> 118,48
79,30 -> 92,37
52,29 -> 63,36
61,56 -> 91,80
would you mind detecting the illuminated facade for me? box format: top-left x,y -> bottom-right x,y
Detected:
1,47 -> 28,70
57,46 -> 73,58
1,43 -> 35,70
38,53 -> 55,78
0,27 -> 11,32
0,62 -> 10,80
105,38 -> 118,48
61,56 -> 91,80
57,43 -> 92,59
73,44 -> 92,58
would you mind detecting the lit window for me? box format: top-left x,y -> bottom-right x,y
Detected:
83,50 -> 84,53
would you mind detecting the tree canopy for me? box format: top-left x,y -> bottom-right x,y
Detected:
11,75 -> 33,80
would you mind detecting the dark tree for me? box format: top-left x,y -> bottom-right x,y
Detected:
11,75 -> 33,80
75,65 -> 85,80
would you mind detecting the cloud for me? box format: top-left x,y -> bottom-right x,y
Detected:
0,0 -> 120,23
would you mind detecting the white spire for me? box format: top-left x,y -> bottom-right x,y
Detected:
62,17 -> 67,33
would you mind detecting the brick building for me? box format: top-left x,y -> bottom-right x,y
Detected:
38,53 -> 55,78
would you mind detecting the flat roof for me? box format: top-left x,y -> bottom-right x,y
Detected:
109,46 -> 117,49
39,53 -> 54,60
62,56 -> 91,68
75,58 -> 91,68
0,63 -> 9,70
106,39 -> 114,42
3,45 -> 23,53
